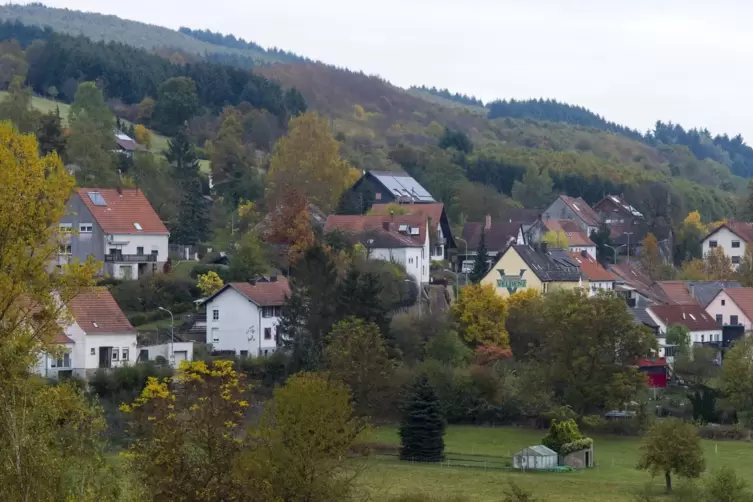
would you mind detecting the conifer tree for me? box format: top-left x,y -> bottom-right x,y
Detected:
169,127 -> 210,245
399,374 -> 445,462
469,228 -> 489,283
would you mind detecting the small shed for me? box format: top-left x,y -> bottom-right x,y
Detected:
562,446 -> 594,468
512,445 -> 558,471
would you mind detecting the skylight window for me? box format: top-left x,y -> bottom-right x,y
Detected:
689,314 -> 696,320
133,222 -> 143,231
87,191 -> 107,206
409,227 -> 420,236
398,224 -> 408,232
92,322 -> 99,328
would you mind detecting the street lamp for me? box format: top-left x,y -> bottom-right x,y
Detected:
624,232 -> 634,263
455,236 -> 468,285
604,244 -> 626,265
157,307 -> 174,366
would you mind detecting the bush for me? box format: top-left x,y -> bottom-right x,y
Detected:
389,495 -> 471,502
542,419 -> 583,454
697,423 -> 751,441
560,437 -> 594,455
89,362 -> 174,402
190,263 -> 231,282
110,274 -> 201,313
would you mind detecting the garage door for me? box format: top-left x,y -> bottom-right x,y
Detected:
174,351 -> 188,364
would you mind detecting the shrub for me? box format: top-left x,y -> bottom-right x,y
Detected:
697,423 -> 751,441
560,437 -> 594,455
542,419 -> 583,454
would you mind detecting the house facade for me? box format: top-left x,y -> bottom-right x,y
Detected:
542,196 -> 601,235
325,215 -> 431,284
481,244 -> 582,298
646,304 -> 722,356
458,217 -> 523,273
204,278 -> 290,357
702,222 -> 753,269
705,288 -> 753,330
567,251 -> 615,296
345,170 -> 436,213
34,288 -> 139,379
528,218 -> 597,259
59,188 -> 169,280
369,203 -> 455,261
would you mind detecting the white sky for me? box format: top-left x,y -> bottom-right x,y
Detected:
16,0 -> 753,140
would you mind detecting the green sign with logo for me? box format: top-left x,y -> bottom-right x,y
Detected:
496,269 -> 527,294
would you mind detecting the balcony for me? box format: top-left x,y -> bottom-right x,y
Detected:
105,253 -> 157,263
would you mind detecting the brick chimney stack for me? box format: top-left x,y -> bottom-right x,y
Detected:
485,214 -> 491,231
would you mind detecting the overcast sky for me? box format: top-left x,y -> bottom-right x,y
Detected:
18,0 -> 753,139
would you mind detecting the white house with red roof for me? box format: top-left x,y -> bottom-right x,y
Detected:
203,277 -> 291,357
702,222 -> 753,270
59,188 -> 169,280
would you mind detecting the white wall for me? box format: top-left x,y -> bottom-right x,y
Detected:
33,342 -> 75,378
106,233 -> 169,279
431,222 -> 444,260
370,246 -> 428,284
588,280 -> 614,296
705,291 -> 751,329
703,227 -> 745,269
83,333 -> 138,369
205,288 -> 281,357
142,342 -> 194,366
647,313 -> 723,347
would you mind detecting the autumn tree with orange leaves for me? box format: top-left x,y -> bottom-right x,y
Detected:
264,189 -> 315,264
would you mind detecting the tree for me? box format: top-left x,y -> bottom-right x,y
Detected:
0,77 -> 39,133
399,374 -> 445,462
438,127 -> 473,154
228,232 -> 267,281
266,112 -> 352,214
665,324 -> 690,354
264,188 -> 315,265
425,329 -> 473,367
334,267 -> 390,335
736,245 -> 753,287
247,372 -> 366,501
542,230 -> 568,249
705,247 -> 734,281
197,271 -> 224,297
36,107 -> 66,156
136,97 -> 155,126
506,289 -> 545,360
677,259 -> 708,280
702,467 -> 753,502
637,418 -> 705,493
168,128 -> 210,245
133,124 -> 152,149
590,223 -> 614,264
324,317 -> 394,417
541,419 -> 583,455
153,76 -> 199,134
674,346 -> 720,423
211,109 -> 261,206
511,167 -> 553,208
740,180 -> 753,221
469,227 -> 490,283
720,337 -> 753,427
0,53 -> 28,90
451,284 -> 510,348
674,212 -> 706,265
640,233 -> 663,280
67,82 -> 117,186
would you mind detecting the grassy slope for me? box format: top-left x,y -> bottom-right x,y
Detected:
360,426 -> 752,501
0,4 -> 280,64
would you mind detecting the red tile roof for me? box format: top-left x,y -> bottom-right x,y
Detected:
594,195 -> 643,219
559,196 -> 601,227
648,304 -> 719,331
545,219 -> 595,247
651,281 -> 700,306
325,215 -> 427,246
567,252 -> 615,281
720,288 -> 753,323
76,188 -> 169,235
53,332 -> 75,344
369,203 -> 444,226
705,221 -> 753,243
67,287 -> 135,334
224,278 -> 291,306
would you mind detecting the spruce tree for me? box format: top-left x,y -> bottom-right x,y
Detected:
469,228 -> 490,283
399,374 -> 445,462
168,127 -> 210,245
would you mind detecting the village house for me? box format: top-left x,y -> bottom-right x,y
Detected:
369,203 -> 455,261
58,188 -> 169,280
650,280 -> 742,307
567,251 -> 615,296
702,221 -> 753,269
527,218 -> 597,259
610,263 -> 663,308
706,288 -> 753,330
481,243 -> 582,298
646,304 -> 722,357
542,195 -> 601,236
203,277 -> 290,357
113,130 -> 147,156
458,216 -> 523,273
593,194 -> 647,253
325,214 -> 431,284
345,170 -> 435,213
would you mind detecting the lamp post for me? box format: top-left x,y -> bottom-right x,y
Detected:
604,244 -> 626,265
455,236 -> 468,286
624,232 -> 634,263
158,307 -> 174,366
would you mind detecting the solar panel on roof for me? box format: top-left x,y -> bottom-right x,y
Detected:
87,192 -> 107,206
372,172 -> 435,202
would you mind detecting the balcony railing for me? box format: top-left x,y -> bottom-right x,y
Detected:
105,253 -> 157,263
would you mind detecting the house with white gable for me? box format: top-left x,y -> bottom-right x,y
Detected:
325,214 -> 431,284
368,203 -> 455,261
702,222 -> 753,270
204,277 -> 291,357
646,304 -> 722,357
35,287 -> 138,379
58,188 -> 169,280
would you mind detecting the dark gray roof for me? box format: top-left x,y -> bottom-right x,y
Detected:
629,307 -> 659,329
513,245 -> 581,282
462,221 -> 520,252
687,281 -> 742,307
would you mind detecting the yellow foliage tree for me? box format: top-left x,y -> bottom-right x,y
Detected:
426,120 -> 444,137
266,112 -> 352,214
197,271 -> 224,297
353,104 -> 365,120
707,220 -> 726,233
640,233 -> 662,280
133,124 -> 152,149
451,284 -> 510,348
677,259 -> 708,281
542,230 -> 568,249
683,211 -> 707,234
705,247 -> 734,281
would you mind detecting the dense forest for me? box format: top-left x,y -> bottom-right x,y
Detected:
179,27 -> 312,65
410,85 -> 485,107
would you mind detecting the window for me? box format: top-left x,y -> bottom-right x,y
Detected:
139,349 -> 149,361
709,241 -> 718,248
262,306 -> 275,318
408,257 -> 413,264
732,241 -> 741,248
119,265 -> 133,280
151,249 -> 158,257
79,223 -> 93,233
59,223 -> 73,233
731,315 -> 739,325
90,348 -> 96,355
722,299 -> 726,306
87,191 -> 107,206
122,348 -> 129,361
264,327 -> 272,340
733,256 -> 741,264
212,309 -> 219,321
701,335 -> 705,342
112,348 -> 119,360
133,222 -> 143,231
58,244 -> 72,255
211,328 -> 219,343
137,246 -> 144,255
52,353 -> 70,368
240,350 -> 248,358
716,314 -> 723,325
375,192 -> 382,200
263,349 -> 269,356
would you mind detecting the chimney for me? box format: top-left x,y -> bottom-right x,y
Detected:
116,186 -> 123,197
270,275 -> 278,283
382,221 -> 390,231
485,214 -> 491,231
581,250 -> 588,258
690,284 -> 695,298
249,279 -> 257,286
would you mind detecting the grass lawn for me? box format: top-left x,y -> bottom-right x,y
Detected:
171,260 -> 199,279
357,426 -> 753,501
